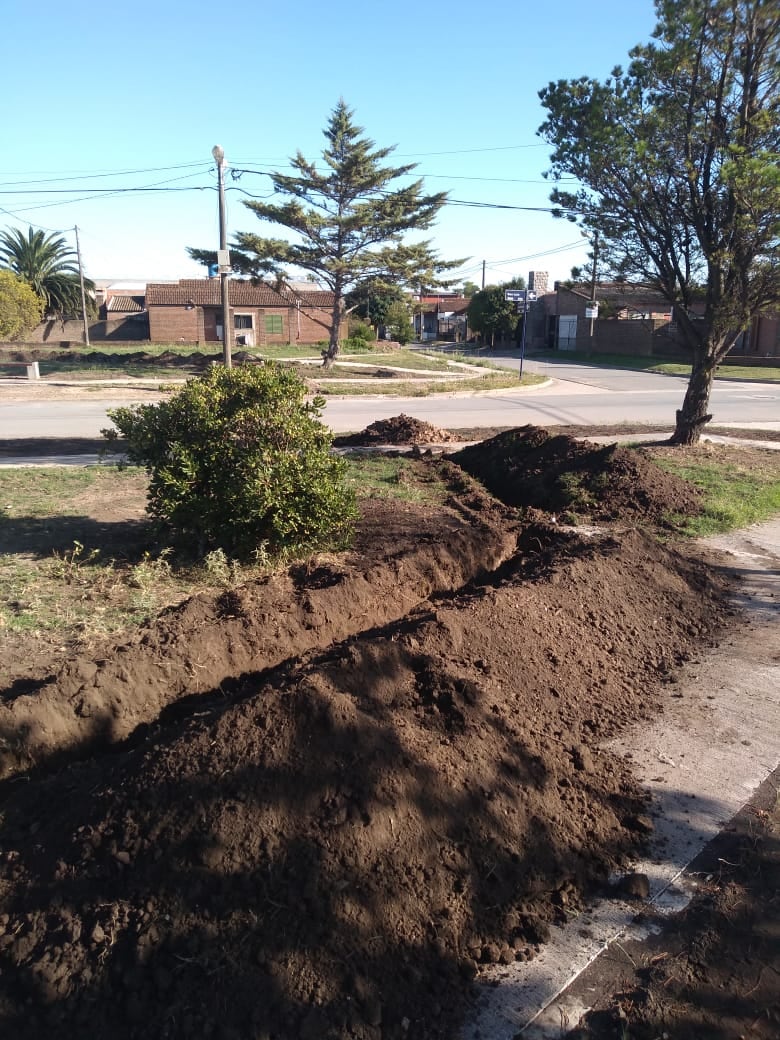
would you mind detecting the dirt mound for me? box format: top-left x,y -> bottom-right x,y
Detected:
0,505 -> 731,1039
0,349 -> 219,369
334,413 -> 463,447
449,426 -> 701,522
0,472 -> 517,779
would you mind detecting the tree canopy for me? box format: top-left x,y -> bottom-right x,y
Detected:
0,270 -> 43,341
344,278 -> 409,330
189,101 -> 460,366
539,0 -> 780,444
466,277 -> 526,345
0,227 -> 94,322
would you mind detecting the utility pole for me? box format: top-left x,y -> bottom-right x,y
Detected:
74,225 -> 90,347
212,145 -> 231,368
481,260 -> 486,290
588,231 -> 600,340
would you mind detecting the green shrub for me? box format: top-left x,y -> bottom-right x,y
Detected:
347,318 -> 376,343
383,301 -> 415,345
342,336 -> 381,354
104,364 -> 358,559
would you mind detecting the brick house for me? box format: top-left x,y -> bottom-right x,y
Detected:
554,282 -> 684,355
414,294 -> 471,341
737,310 -> 780,358
553,282 -> 780,358
145,280 -> 338,347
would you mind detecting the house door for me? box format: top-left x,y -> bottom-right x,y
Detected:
234,314 -> 255,347
558,315 -> 577,350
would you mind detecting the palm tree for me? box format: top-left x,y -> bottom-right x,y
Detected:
0,226 -> 94,320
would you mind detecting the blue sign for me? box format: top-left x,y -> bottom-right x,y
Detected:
208,262 -> 219,279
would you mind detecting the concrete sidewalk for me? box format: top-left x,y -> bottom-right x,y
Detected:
464,517 -> 780,1039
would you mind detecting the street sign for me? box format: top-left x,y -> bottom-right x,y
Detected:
585,303 -> 599,318
504,289 -> 537,302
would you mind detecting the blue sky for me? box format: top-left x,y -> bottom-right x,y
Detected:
3,0 -> 658,288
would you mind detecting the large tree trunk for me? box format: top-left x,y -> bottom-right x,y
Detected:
669,349 -> 716,445
322,289 -> 343,370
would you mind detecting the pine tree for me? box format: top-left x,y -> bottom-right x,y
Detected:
190,101 -> 459,367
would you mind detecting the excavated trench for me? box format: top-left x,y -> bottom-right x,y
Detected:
0,477 -> 518,780
0,428 -> 735,1040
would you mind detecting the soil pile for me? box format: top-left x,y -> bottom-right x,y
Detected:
0,349 -> 220,370
0,475 -> 518,778
0,531 -> 730,1039
449,426 -> 702,523
333,414 -> 463,447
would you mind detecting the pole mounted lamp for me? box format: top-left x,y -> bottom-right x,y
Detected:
212,145 -> 231,368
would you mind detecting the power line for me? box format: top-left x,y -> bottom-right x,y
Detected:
0,182 -> 580,217
454,240 -> 585,279
0,205 -> 71,234
0,161 -> 211,189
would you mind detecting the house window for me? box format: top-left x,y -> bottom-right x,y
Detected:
265,314 -> 283,335
234,314 -> 253,330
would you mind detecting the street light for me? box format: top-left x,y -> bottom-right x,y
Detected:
212,145 -> 231,368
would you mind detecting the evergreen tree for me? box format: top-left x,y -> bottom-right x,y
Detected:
189,101 -> 460,367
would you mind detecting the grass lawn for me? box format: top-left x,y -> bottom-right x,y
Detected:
642,444 -> 780,536
0,455 -> 449,645
308,372 -> 539,395
0,344 -> 536,394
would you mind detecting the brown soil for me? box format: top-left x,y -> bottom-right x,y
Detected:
0,425 -> 751,1040
333,414 -> 463,447
0,348 -> 232,370
566,768 -> 780,1040
450,425 -> 702,523
0,471 -> 518,778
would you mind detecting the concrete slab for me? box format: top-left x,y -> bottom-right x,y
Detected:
464,518 -> 780,1039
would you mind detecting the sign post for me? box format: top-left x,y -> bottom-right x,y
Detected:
504,289 -> 537,380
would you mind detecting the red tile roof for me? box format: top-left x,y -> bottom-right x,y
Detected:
565,282 -> 671,312
419,296 -> 471,314
146,279 -> 335,308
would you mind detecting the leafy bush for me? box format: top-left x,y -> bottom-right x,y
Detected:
0,270 -> 43,340
342,336 -> 381,354
382,301 -> 415,345
104,364 -> 358,559
347,317 -> 376,343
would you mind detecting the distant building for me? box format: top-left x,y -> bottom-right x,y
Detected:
146,280 -> 339,346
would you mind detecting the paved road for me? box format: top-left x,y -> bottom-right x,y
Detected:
1,363 -> 778,437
